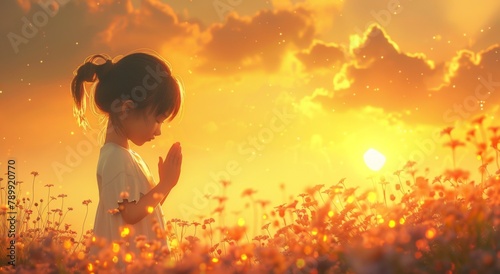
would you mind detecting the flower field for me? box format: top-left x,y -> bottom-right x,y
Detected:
2,118 -> 500,273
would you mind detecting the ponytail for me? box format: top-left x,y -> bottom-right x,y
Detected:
71,54 -> 113,129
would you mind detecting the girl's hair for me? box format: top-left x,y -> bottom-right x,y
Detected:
71,51 -> 183,135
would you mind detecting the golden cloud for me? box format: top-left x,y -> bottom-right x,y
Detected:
197,7 -> 315,74
296,40 -> 345,70
313,24 -> 500,125
96,0 -> 200,53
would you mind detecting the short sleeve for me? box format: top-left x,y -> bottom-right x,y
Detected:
100,172 -> 142,213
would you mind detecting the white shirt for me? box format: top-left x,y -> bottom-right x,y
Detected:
91,142 -> 168,255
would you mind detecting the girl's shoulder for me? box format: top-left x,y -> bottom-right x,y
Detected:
98,143 -> 135,170
100,142 -> 130,156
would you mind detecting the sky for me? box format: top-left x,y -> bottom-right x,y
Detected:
0,0 -> 500,237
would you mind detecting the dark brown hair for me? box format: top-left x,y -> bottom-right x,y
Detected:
71,51 -> 183,135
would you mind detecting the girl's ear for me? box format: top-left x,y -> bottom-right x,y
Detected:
121,100 -> 135,114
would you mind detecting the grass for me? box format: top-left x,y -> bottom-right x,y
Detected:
1,115 -> 500,273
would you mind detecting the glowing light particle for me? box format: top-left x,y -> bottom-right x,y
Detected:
377,214 -> 384,224
304,245 -> 313,255
112,243 -> 120,253
296,258 -> 305,269
388,220 -> 396,228
238,217 -> 245,227
64,240 -> 72,249
426,228 -> 436,239
368,192 -> 377,203
120,227 -> 130,237
124,253 -> 133,263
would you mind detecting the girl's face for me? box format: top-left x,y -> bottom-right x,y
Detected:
123,108 -> 168,146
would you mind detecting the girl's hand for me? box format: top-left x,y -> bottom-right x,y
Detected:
158,142 -> 182,190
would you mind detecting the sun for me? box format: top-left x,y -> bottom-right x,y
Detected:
363,148 -> 386,171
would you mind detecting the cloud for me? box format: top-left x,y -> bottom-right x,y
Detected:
326,25 -> 440,111
0,0 -> 200,86
438,46 -> 500,124
313,24 -> 500,125
296,0 -> 343,33
197,7 -> 315,73
295,40 -> 345,70
96,0 -> 200,53
271,0 -> 343,32
294,87 -> 331,118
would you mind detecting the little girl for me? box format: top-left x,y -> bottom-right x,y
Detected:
70,51 -> 183,258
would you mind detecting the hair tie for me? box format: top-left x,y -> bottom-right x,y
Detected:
96,59 -> 113,80
78,62 -> 97,82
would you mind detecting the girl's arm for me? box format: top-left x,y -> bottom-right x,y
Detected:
119,183 -> 172,225
119,142 -> 182,225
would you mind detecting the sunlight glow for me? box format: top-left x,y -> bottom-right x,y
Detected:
364,149 -> 386,171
